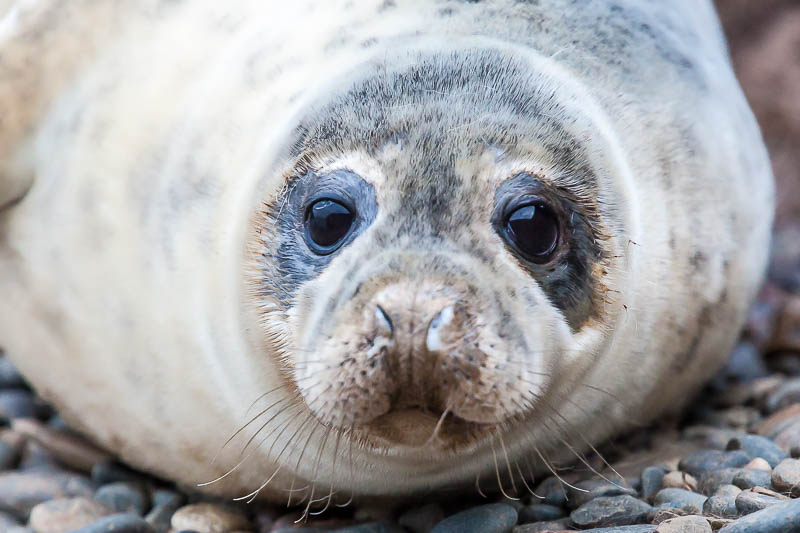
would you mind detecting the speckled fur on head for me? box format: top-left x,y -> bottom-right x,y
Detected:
0,0 -> 774,509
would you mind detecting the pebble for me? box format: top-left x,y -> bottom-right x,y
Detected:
764,378 -> 800,414
702,485 -> 741,519
679,451 -> 751,479
28,497 -> 113,533
641,467 -> 667,503
533,477 -> 568,508
0,440 -> 20,470
745,458 -> 772,471
732,469 -> 772,490
95,482 -> 149,515
397,503 -> 445,533
11,418 -> 112,473
0,471 -> 94,519
566,479 -> 637,509
662,471 -> 699,492
71,513 -> 154,533
170,503 -> 251,533
0,358 -> 27,389
90,461 -> 147,486
722,343 -> 769,383
654,515 -> 712,533
430,504 -> 517,533
654,489 -> 708,514
333,521 -> 405,532
517,503 -> 565,524
511,518 -> 572,533
771,458 -> 800,497
726,436 -> 788,468
699,469 -> 745,496
717,500 -> 800,533
734,488 -> 789,515
569,495 -> 653,528
0,391 -> 39,420
0,510 -> 21,527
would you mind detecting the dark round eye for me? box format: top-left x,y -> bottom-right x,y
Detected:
504,203 -> 560,262
304,198 -> 355,254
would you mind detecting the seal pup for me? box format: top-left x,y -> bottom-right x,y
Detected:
0,0 -> 773,507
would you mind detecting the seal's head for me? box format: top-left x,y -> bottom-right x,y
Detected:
250,49 -> 625,456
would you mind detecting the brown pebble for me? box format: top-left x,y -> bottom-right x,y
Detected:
171,503 -> 251,533
28,497 -> 113,533
11,419 -> 111,473
655,515 -> 711,533
651,508 -> 690,523
744,458 -> 771,471
662,471 -> 699,492
756,403 -> 800,437
770,458 -> 800,497
707,517 -> 735,531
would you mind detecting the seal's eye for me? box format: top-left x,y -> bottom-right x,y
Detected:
304,198 -> 355,254
504,203 -> 559,262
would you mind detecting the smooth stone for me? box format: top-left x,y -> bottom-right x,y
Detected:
679,451 -> 751,478
534,477 -> 568,508
272,529 -> 323,533
683,427 -> 746,451
745,458 -> 772,471
703,485 -> 741,519
28,497 -> 114,533
771,458 -> 800,497
641,467 -> 667,503
653,489 -> 707,514
0,440 -> 20,470
727,436 -> 789,468
722,343 -> 769,383
430,504 -> 518,533
333,521 -> 405,533
90,461 -> 147,486
11,419 -> 112,473
0,510 -> 21,527
699,469 -> 745,496
0,391 -> 38,420
0,358 -> 27,389
562,525 -> 657,533
567,479 -> 637,509
735,488 -> 789,515
569,495 -> 653,528
765,379 -> 800,414
151,488 -> 184,508
518,503 -> 566,524
662,471 -> 699,492
17,441 -> 61,472
733,469 -> 773,490
0,471 -> 94,519
170,503 -> 251,533
651,509 -> 691,523
511,518 -> 572,533
71,513 -> 154,533
655,515 -> 712,533
717,500 -> 800,533
95,482 -> 149,515
145,491 -> 184,533
398,503 -> 445,533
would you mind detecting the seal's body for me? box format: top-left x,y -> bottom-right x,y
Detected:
0,0 -> 773,504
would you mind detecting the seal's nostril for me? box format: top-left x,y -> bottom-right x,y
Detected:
375,305 -> 394,335
426,305 -> 455,352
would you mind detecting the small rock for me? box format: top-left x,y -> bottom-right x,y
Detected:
518,503 -> 565,524
703,485 -> 740,519
333,521 -> 405,533
764,378 -> 800,414
534,477 -> 568,508
699,469 -> 744,496
771,458 -> 800,497
18,441 -> 61,472
12,419 -> 112,473
735,488 -> 790,515
431,504 -> 517,533
0,391 -> 39,420
566,479 -> 637,509
651,509 -> 691,524
570,495 -> 653,528
641,467 -> 667,503
0,511 -> 21,527
655,515 -> 711,533
95,482 -> 149,515
0,440 -> 20,470
170,503 -> 251,533
0,471 -> 94,519
0,358 -> 27,389
726,436 -> 788,468
683,427 -> 745,451
662,471 -> 699,492
718,500 -> 800,533
732,469 -> 773,490
398,503 -> 445,533
90,461 -> 147,486
721,342 -> 769,383
71,513 -> 154,533
756,404 -> 800,439
745,458 -> 772,471
679,450 -> 751,478
28,497 -> 113,533
511,518 -> 572,533
653,489 -> 707,514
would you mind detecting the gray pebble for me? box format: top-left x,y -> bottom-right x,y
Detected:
655,515 -> 712,533
703,485 -> 741,519
0,391 -> 38,419
518,503 -> 565,524
679,450 -> 751,478
0,510 -> 21,527
564,525 -> 657,533
653,488 -> 707,514
765,379 -> 800,414
71,513 -> 154,533
0,471 -> 94,520
718,500 -> 800,533
0,359 -> 27,389
95,482 -> 149,515
90,461 -> 146,486
398,503 -> 445,533
430,504 -> 518,533
723,342 -> 769,383
333,521 -> 405,533
727,436 -> 789,468
567,479 -> 637,509
512,518 -> 572,533
733,469 -> 773,490
735,489 -> 788,515
641,467 -> 667,503
570,495 -> 653,528
771,458 -> 800,497
699,469 -> 745,496
0,440 -> 20,471
534,477 -> 568,508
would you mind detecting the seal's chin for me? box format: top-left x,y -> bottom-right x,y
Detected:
358,408 -> 491,451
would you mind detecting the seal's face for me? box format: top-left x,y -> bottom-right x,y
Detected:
252,49 -> 619,454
